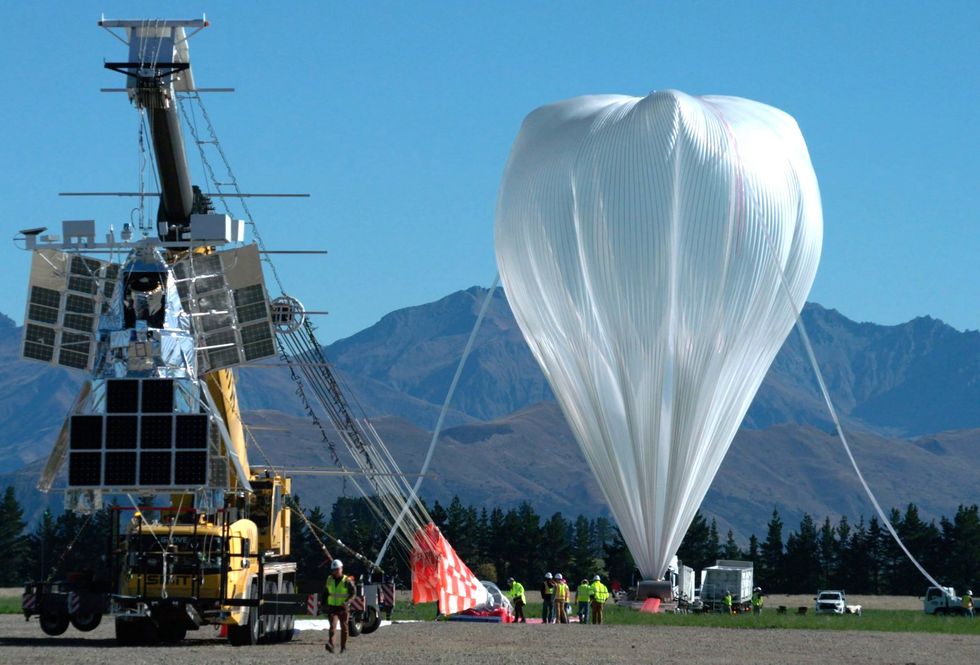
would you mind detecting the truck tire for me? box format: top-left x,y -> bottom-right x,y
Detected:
39,612 -> 70,636
70,610 -> 102,632
360,606 -> 381,635
228,580 -> 260,647
281,581 -> 295,642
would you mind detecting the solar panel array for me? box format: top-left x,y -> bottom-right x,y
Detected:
172,244 -> 277,371
67,378 -> 211,489
22,250 -> 117,371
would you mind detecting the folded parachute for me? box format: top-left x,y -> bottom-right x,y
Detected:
411,523 -> 488,614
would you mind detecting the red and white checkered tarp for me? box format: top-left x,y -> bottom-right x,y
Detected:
411,522 -> 488,615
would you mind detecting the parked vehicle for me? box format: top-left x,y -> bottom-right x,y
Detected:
814,590 -> 847,615
923,586 -> 966,615
699,560 -> 753,612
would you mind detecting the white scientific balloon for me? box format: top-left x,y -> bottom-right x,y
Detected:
494,90 -> 822,579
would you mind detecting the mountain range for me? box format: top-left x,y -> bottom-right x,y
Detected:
1,288 -> 978,539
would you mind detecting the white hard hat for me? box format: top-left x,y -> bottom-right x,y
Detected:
593,575 -> 600,581
544,572 -> 553,579
331,559 -> 343,570
968,590 -> 974,595
555,573 -> 563,580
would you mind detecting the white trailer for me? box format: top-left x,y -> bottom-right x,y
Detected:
700,560 -> 754,612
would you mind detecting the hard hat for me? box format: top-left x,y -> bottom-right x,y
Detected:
555,573 -> 563,580
581,579 -> 588,584
545,572 -> 553,579
330,559 -> 343,570
593,575 -> 600,582
754,587 -> 761,592
968,590 -> 974,595
507,577 -> 515,584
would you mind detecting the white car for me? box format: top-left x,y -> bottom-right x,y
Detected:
814,590 -> 846,615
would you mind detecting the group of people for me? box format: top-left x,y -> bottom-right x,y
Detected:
505,572 -> 610,624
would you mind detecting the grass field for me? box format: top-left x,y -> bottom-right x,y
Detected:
5,592 -> 975,636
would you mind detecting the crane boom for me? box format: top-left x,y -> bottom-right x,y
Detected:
100,18 -> 207,241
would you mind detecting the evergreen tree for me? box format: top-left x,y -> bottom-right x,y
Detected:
707,519 -> 720,563
747,534 -> 760,566
541,513 -> 572,576
818,516 -> 837,589
570,515 -> 595,578
603,528 -> 635,587
866,517 -> 885,593
758,509 -> 784,590
0,487 -> 27,586
676,511 -> 713,572
784,514 -> 821,593
722,529 -> 741,560
945,505 -> 980,592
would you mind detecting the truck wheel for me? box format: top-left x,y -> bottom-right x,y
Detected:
39,612 -> 70,636
360,606 -> 381,635
229,581 -> 260,647
281,581 -> 295,642
348,612 -> 363,637
70,610 -> 102,632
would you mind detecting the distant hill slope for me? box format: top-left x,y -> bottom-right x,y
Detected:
6,402 -> 977,539
0,288 -> 977,537
319,287 -> 980,437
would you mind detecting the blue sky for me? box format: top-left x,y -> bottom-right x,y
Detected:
0,2 -> 976,343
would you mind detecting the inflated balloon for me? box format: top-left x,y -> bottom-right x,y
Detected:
494,90 -> 822,579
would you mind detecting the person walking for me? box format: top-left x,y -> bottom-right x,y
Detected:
963,590 -> 974,618
751,587 -> 764,615
506,577 -> 527,623
541,572 -> 555,623
723,589 -> 734,615
589,574 -> 610,624
553,573 -> 569,623
323,559 -> 356,653
576,578 -> 592,624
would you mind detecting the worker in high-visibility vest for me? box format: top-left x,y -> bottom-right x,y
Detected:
723,590 -> 734,615
506,577 -> 527,623
323,559 -> 356,653
963,590 -> 975,618
751,587 -> 764,615
576,578 -> 592,624
589,574 -> 610,624
541,572 -> 555,623
553,573 -> 570,623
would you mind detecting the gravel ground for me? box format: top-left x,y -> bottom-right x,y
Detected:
1,614 -> 977,665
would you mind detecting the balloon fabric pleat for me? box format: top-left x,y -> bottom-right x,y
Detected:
494,90 -> 822,579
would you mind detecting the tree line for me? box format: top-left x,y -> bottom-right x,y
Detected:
0,485 -> 976,596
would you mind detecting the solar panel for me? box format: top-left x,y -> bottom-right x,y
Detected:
64,379 -> 216,489
68,453 -> 102,486
172,244 -> 278,371
104,452 -> 137,485
107,380 -> 140,413
22,249 -> 116,371
141,380 -> 174,413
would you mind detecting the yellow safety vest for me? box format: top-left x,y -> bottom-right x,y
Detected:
724,594 -> 733,607
325,575 -> 354,606
752,594 -> 763,607
510,582 -> 526,604
590,581 -> 609,603
577,584 -> 592,601
963,594 -> 974,609
554,582 -> 569,601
